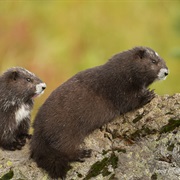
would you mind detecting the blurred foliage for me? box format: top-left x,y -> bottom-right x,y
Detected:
0,1 -> 179,118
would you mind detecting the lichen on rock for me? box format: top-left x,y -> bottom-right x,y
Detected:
0,94 -> 180,180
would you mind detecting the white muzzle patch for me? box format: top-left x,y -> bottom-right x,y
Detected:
157,68 -> 169,80
35,83 -> 46,95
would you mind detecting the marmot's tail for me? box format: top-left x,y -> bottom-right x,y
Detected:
30,137 -> 69,179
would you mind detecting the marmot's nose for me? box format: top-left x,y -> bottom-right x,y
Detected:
41,83 -> 47,90
164,72 -> 168,76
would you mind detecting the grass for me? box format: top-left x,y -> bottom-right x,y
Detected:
0,1 -> 179,118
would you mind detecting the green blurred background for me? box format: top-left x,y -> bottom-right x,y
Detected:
0,1 -> 180,117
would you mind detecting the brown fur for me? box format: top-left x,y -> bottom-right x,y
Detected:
30,47 -> 168,179
0,67 -> 46,150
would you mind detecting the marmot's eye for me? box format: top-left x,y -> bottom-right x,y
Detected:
152,59 -> 156,64
26,78 -> 31,82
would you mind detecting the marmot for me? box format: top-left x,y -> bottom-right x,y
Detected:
0,67 -> 46,150
30,47 -> 168,179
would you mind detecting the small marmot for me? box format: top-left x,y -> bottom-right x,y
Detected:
0,67 -> 46,150
30,47 -> 168,179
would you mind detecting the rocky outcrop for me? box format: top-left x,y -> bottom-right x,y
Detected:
0,94 -> 180,180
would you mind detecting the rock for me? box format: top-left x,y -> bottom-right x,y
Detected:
0,94 -> 180,180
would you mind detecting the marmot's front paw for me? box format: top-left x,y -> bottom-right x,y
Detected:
26,134 -> 32,139
13,142 -> 24,150
12,136 -> 28,150
2,144 -> 16,151
141,89 -> 155,106
2,140 -> 23,151
17,133 -> 31,146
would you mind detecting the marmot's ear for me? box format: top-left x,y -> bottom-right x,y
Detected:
136,49 -> 146,59
10,71 -> 19,81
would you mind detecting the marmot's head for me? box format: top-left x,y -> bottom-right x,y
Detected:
130,46 -> 169,87
1,67 -> 46,102
109,46 -> 168,88
133,47 -> 168,77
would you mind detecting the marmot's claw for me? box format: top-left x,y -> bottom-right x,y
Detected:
82,149 -> 92,158
76,149 -> 92,162
141,89 -> 155,106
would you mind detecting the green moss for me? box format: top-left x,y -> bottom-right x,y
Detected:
151,173 -> 157,180
111,129 -> 119,139
83,157 -> 109,179
167,143 -> 175,152
110,153 -> 118,169
160,119 -> 180,134
77,173 -> 83,178
109,174 -> 116,180
143,127 -> 155,134
102,150 -> 111,155
130,126 -> 157,140
132,114 -> 144,123
0,170 -> 14,180
130,129 -> 142,140
116,148 -> 126,153
102,166 -> 111,177
165,112 -> 174,115
83,153 -> 118,180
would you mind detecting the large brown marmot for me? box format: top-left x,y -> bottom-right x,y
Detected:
0,67 -> 46,150
30,47 -> 168,179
